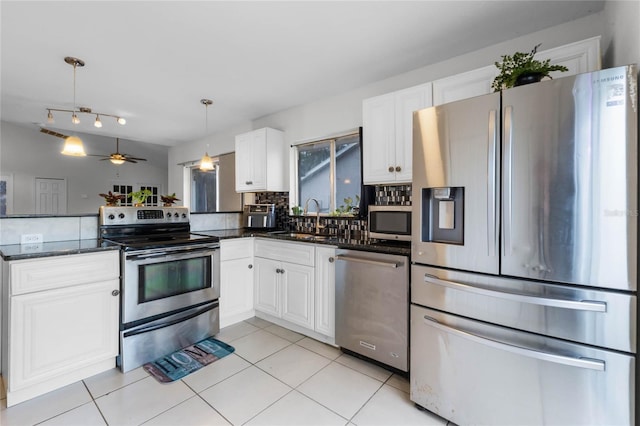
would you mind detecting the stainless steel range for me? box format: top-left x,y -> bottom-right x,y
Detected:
99,206 -> 221,372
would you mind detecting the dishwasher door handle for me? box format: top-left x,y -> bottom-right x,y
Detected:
335,254 -> 401,268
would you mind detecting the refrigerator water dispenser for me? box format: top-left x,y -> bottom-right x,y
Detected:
421,187 -> 464,244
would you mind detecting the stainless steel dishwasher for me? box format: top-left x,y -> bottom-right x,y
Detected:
335,249 -> 409,371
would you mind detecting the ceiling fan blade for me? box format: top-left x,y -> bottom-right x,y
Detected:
40,128 -> 68,139
87,154 -> 111,158
124,158 -> 138,163
122,154 -> 147,161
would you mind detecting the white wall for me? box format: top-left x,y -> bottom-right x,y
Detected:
0,121 -> 169,214
602,0 -> 640,68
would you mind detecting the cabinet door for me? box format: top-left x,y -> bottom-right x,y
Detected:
314,247 -> 335,338
281,262 -> 315,330
220,257 -> 254,327
433,65 -> 497,106
536,36 -> 601,77
235,130 -> 267,191
394,83 -> 432,182
254,257 -> 280,317
363,93 -> 397,184
9,280 -> 119,391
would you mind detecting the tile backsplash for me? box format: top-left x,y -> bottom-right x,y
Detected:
374,184 -> 412,205
254,185 -> 412,239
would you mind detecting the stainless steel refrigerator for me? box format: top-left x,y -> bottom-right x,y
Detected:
410,65 -> 637,425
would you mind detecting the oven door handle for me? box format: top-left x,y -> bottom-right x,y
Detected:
123,302 -> 218,338
127,246 -> 218,261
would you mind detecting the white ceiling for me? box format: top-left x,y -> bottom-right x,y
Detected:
1,1 -> 604,147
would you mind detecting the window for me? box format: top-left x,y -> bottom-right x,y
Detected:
190,165 -> 218,212
111,183 -> 160,206
295,130 -> 362,214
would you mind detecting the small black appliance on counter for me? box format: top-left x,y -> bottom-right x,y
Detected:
244,203 -> 276,229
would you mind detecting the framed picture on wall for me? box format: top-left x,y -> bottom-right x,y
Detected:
0,174 -> 14,216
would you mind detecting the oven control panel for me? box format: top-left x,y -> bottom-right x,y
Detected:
99,206 -> 190,225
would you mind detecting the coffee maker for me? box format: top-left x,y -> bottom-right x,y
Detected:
243,204 -> 276,229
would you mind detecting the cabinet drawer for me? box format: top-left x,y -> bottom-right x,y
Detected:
255,239 -> 315,266
221,238 -> 254,261
10,251 -> 120,295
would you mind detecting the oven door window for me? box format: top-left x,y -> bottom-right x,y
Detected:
139,256 -> 211,303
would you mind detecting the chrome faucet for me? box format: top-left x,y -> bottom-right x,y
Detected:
303,198 -> 321,235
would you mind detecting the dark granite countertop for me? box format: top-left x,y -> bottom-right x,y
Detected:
0,239 -> 120,261
0,229 -> 410,261
194,229 -> 411,256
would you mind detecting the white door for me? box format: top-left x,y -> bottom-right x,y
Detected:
314,247 -> 335,338
9,279 -> 119,391
253,257 -> 281,317
281,262 -> 315,330
220,257 -> 255,327
362,93 -> 396,184
35,178 -> 67,214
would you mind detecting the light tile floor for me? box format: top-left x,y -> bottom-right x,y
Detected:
1,317 -> 451,426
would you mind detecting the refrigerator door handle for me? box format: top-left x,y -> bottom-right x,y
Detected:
503,105 -> 514,256
423,273 -> 607,312
487,109 -> 498,257
422,315 -> 606,371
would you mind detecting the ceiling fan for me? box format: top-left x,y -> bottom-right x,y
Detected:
88,137 -> 147,164
40,128 -> 146,164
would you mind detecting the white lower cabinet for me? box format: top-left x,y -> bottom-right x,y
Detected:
253,239 -> 335,343
314,246 -> 335,338
280,262 -> 314,329
254,256 -> 281,317
220,238 -> 255,327
2,251 -> 120,407
254,240 -> 315,331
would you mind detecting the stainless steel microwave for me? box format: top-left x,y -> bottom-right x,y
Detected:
368,205 -> 412,241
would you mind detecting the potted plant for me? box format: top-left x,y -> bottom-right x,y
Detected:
160,193 -> 180,206
99,191 -> 126,206
129,189 -> 153,206
332,195 -> 360,217
491,44 -> 568,92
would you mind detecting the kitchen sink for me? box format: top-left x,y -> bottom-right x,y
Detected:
266,230 -> 333,242
288,233 -> 329,241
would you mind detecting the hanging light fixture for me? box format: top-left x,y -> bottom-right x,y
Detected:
59,57 -> 87,156
61,135 -> 86,156
199,99 -> 215,171
46,57 -> 127,129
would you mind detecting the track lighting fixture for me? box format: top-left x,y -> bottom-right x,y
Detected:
45,57 -> 127,129
199,99 -> 215,171
46,106 -> 126,127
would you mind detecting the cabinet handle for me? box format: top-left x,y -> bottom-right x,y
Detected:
111,290 -> 120,296
245,181 -> 253,185
248,264 -> 253,269
328,257 -> 335,263
395,166 -> 401,172
276,268 -> 282,274
388,166 -> 394,173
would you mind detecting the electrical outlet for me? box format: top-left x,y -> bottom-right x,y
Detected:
21,233 -> 43,244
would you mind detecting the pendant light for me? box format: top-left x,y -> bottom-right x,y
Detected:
199,99 -> 214,171
61,57 -> 87,156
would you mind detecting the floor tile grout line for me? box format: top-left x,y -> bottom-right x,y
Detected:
81,380 -> 110,426
345,379 -> 386,424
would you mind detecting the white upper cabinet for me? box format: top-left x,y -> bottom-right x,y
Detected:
535,36 -> 601,76
235,127 -> 287,192
432,65 -> 498,106
432,36 -> 601,106
363,82 -> 432,184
